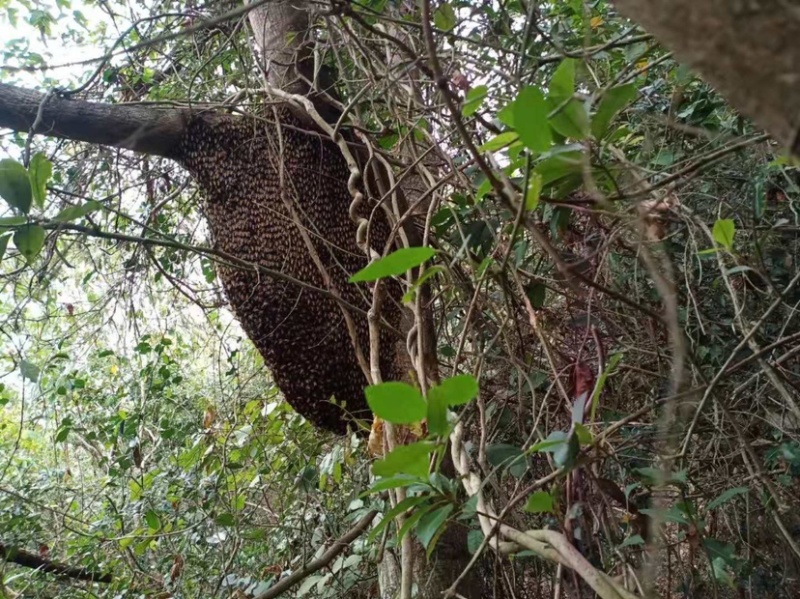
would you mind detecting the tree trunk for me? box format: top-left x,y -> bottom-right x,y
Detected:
613,0 -> 800,153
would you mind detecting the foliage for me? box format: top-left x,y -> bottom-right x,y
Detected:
2,0 -> 800,597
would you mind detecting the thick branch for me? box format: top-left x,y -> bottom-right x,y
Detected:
253,510 -> 377,599
0,83 -> 190,158
0,542 -> 112,583
612,0 -> 800,152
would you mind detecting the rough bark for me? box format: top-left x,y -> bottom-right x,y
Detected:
613,0 -> 800,153
246,0 -> 340,121
0,83 -> 190,158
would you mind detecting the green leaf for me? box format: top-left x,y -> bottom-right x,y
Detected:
467,529 -> 484,554
478,131 -> 519,152
426,388 -> 449,436
0,216 -> 27,227
416,503 -> 453,554
0,159 -> 33,214
513,86 -> 552,152
706,487 -> 748,511
0,234 -> 10,262
574,423 -> 592,445
525,282 -> 546,308
365,381 -> 426,424
712,218 -> 735,250
589,352 -> 622,422
538,430 -> 579,469
13,225 -> 45,263
215,513 -> 234,527
524,491 -> 554,513
28,153 -> 52,209
525,172 -> 542,211
145,510 -> 161,530
372,441 -> 437,478
548,98 -> 590,140
350,247 -> 435,282
486,443 -> 527,477
54,200 -> 102,222
433,2 -> 456,31
55,420 -> 71,443
364,474 -> 421,495
397,502 -> 435,545
549,58 -> 576,99
592,84 -> 637,139
368,495 -> 430,541
20,359 -> 40,382
462,85 -> 488,117
430,374 -> 479,407
620,534 -> 645,547
535,149 -> 583,186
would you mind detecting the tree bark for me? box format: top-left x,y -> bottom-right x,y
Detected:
613,0 -> 800,153
246,0 -> 340,121
0,83 -> 190,158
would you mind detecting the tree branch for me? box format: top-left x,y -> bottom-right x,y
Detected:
612,0 -> 800,152
253,510 -> 378,599
0,83 -> 192,157
0,542 -> 112,583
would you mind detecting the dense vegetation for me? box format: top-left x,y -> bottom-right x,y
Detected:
1,0 -> 799,597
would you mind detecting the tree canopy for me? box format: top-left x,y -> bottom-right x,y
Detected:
1,1 -> 800,598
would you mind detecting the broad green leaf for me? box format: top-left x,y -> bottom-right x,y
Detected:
497,102 -> 515,128
467,529 -> 484,554
397,502 -> 435,545
145,510 -> 161,530
426,388 -> 449,436
433,2 -> 456,31
0,234 -> 10,262
0,159 -> 33,214
538,430 -> 579,469
462,85 -> 488,117
486,443 -> 527,477
524,282 -> 546,308
20,359 -> 39,382
710,556 -> 734,587
524,491 -> 554,513
215,513 -> 234,527
364,474 -> 421,496
479,131 -> 519,152
574,423 -> 592,445
55,420 -> 71,443
416,503 -> 453,554
535,150 -> 583,186
620,534 -> 645,547
592,84 -> 637,139
350,247 -> 435,282
403,265 -> 445,303
368,495 -> 429,541
525,172 -> 542,211
365,381 -> 426,424
0,216 -> 27,227
706,487 -> 748,511
13,225 -> 45,263
712,218 -> 735,250
54,200 -> 102,222
549,58 -> 576,99
513,86 -> 552,152
430,374 -> 479,406
548,98 -> 590,140
28,152 -> 52,209
372,441 -> 437,478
